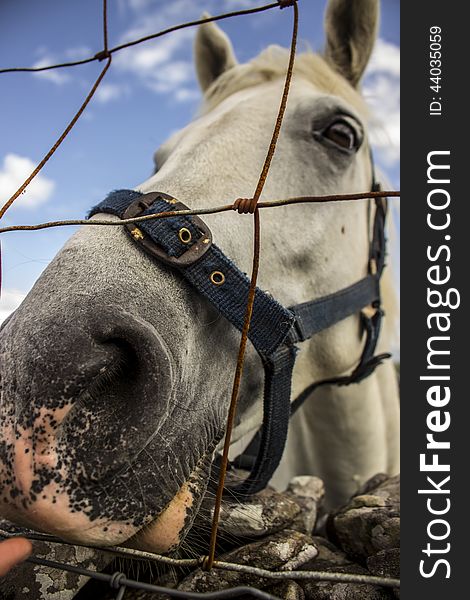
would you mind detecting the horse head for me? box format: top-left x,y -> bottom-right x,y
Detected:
0,0 -> 398,552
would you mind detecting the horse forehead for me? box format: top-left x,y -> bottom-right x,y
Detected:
181,82 -> 286,140
198,79 -> 326,125
165,77 -> 363,159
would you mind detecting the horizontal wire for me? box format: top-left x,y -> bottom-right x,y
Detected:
0,530 -> 200,566
0,2 -> 400,596
1,532 -> 399,589
0,55 -> 112,221
109,2 -> 285,54
0,56 -> 96,74
205,0 -> 299,570
0,2 -> 283,74
213,560 -> 400,588
0,190 -> 400,234
0,1 -> 289,218
27,556 -> 282,599
25,552 -> 399,590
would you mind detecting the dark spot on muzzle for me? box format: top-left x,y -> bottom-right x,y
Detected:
0,302 -> 189,525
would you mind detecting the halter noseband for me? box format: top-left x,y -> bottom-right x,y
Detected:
89,175 -> 390,496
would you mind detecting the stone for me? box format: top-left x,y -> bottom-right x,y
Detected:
367,548 -> 401,599
367,548 -> 400,580
189,469 -> 303,548
298,537 -> 395,600
302,580 -> 394,600
216,487 -> 302,538
0,473 -> 400,600
266,580 -> 306,599
0,520 -> 113,600
285,476 -> 325,534
177,530 -> 318,594
327,474 -> 400,564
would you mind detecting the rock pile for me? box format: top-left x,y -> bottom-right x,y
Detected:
0,473 -> 400,600
176,472 -> 400,600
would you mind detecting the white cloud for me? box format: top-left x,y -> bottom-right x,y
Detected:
146,61 -> 193,93
366,76 -> 400,166
125,0 -> 253,15
116,29 -> 193,68
0,154 -> 55,209
95,83 -> 130,103
364,38 -> 400,167
366,38 -> 400,77
114,29 -> 196,97
120,7 -> 194,44
174,88 -> 200,102
31,47 -> 91,85
113,0 -> 256,100
0,289 -> 26,325
115,0 -> 259,99
32,57 -> 71,85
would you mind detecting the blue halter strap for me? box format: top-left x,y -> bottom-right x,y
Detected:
89,186 -> 389,496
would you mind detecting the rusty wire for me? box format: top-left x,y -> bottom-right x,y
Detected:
0,531 -> 400,591
102,0 -> 109,56
0,0 -> 402,597
0,190 -> 400,235
26,554 -> 286,600
27,553 -> 400,590
0,0 -> 112,221
0,58 -> 111,221
205,0 -> 299,571
0,2 -> 288,75
0,1 -> 290,220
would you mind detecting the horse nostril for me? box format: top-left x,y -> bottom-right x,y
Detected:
93,310 -> 175,383
56,317 -> 175,485
101,338 -> 139,377
87,352 -> 130,398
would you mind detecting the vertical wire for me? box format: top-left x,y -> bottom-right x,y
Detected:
204,0 -> 299,571
0,0 -> 112,221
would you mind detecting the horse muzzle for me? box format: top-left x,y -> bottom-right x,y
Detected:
0,303 -> 203,549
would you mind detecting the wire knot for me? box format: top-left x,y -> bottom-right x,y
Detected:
200,555 -> 213,571
278,0 -> 296,9
109,571 -> 126,589
94,49 -> 111,61
233,198 -> 258,214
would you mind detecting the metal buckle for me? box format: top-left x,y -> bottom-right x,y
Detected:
122,191 -> 212,268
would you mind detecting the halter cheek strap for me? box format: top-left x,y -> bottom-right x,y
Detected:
89,186 -> 389,496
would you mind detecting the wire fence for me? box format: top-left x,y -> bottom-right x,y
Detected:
0,529 -> 400,599
0,0 -> 400,598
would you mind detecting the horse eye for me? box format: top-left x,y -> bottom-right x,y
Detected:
322,120 -> 358,151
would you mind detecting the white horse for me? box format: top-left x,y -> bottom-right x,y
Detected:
0,0 -> 398,554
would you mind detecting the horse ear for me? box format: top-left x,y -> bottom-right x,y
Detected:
324,0 -> 379,87
194,15 -> 238,92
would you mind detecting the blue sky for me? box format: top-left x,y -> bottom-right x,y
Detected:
0,0 -> 399,321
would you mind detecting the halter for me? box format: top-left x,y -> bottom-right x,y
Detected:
89,174 -> 390,496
